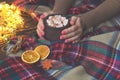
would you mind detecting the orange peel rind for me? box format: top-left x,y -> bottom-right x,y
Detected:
21,50 -> 40,64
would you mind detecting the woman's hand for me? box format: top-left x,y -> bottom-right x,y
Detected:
36,12 -> 54,40
60,16 -> 83,43
36,13 -> 47,40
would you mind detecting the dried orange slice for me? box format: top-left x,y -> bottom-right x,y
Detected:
34,45 -> 50,60
21,50 -> 40,64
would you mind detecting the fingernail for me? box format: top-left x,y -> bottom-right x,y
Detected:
60,36 -> 64,39
41,32 -> 44,36
70,20 -> 74,25
61,31 -> 66,34
40,14 -> 45,19
65,40 -> 69,43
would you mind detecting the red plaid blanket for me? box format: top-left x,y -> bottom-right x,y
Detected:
49,40 -> 120,80
0,0 -> 120,80
0,26 -> 120,80
0,57 -> 57,80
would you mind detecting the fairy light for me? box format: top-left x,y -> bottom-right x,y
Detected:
0,2 -> 25,43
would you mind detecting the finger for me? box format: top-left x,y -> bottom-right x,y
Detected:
36,29 -> 45,40
37,19 -> 45,31
61,24 -> 78,35
37,18 -> 43,27
70,16 -> 77,25
40,12 -> 49,19
63,29 -> 80,39
75,17 -> 81,28
72,39 -> 80,44
65,35 -> 80,43
36,25 -> 45,36
75,17 -> 83,37
37,23 -> 44,32
36,29 -> 42,37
